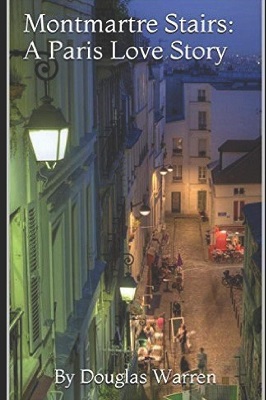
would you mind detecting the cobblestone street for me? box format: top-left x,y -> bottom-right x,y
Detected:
144,214 -> 243,399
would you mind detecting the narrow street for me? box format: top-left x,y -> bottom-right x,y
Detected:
144,214 -> 243,399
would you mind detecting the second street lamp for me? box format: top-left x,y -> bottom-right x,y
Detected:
158,164 -> 173,175
131,201 -> 151,217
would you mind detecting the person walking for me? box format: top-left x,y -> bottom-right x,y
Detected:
180,355 -> 190,388
173,301 -> 181,317
176,323 -> 187,354
197,347 -> 207,373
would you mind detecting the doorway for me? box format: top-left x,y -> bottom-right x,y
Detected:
171,192 -> 181,213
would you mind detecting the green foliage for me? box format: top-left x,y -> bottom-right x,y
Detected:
95,0 -> 134,58
97,383 -> 120,400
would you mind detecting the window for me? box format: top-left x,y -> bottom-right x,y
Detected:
172,165 -> 182,181
218,212 -> 227,217
198,166 -> 207,182
198,111 -> 207,130
25,203 -> 42,354
173,138 -> 183,155
233,201 -> 245,221
198,89 -> 206,102
234,187 -> 245,195
198,138 -> 207,157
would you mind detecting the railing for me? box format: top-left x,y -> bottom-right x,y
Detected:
9,309 -> 24,400
172,149 -> 183,155
198,124 -> 207,130
198,96 -> 206,102
119,352 -> 138,400
164,384 -> 239,400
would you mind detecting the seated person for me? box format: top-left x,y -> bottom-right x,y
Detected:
138,346 -> 148,361
144,323 -> 155,344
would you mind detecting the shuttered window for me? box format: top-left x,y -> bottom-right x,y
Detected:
25,204 -> 42,354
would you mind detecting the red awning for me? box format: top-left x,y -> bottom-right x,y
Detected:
217,225 -> 245,235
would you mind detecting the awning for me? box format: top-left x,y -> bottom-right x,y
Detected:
217,225 -> 245,235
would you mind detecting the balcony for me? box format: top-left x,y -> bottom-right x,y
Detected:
198,96 -> 206,102
198,178 -> 207,183
172,149 -> 183,155
198,151 -> 207,157
172,176 -> 182,182
198,124 -> 207,130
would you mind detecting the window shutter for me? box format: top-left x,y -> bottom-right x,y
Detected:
25,204 -> 42,354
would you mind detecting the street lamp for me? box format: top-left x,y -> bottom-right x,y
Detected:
119,272 -> 138,303
155,164 -> 173,176
131,200 -> 151,217
27,96 -> 69,170
10,50 -> 69,170
119,253 -> 137,303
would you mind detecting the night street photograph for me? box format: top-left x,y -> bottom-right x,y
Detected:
8,0 -> 263,399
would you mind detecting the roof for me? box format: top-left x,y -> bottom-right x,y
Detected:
218,138 -> 260,153
211,140 -> 262,184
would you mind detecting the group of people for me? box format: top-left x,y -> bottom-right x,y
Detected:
176,323 -> 208,389
135,314 -> 165,346
180,347 -> 208,388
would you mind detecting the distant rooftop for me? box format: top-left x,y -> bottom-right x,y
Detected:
212,139 -> 261,184
218,138 -> 261,153
165,69 -> 261,122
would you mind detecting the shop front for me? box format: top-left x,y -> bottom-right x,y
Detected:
209,225 -> 245,262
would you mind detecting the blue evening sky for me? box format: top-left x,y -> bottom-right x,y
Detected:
128,0 -> 263,56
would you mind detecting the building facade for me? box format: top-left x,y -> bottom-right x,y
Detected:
164,69 -> 261,218
240,202 -> 262,400
209,138 -> 261,248
9,1 -> 104,399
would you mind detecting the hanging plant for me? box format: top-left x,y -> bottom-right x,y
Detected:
10,66 -> 26,101
129,301 -> 143,316
132,218 -> 141,233
10,83 -> 26,101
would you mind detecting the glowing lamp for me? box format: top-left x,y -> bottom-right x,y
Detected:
27,96 -> 69,169
119,272 -> 137,303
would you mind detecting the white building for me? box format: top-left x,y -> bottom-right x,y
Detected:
164,69 -> 261,217
209,137 -> 261,245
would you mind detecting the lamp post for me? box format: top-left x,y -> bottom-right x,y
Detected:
119,253 -> 138,354
154,164 -> 173,225
10,50 -> 69,170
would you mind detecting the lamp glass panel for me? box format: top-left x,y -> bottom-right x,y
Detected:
29,129 -> 68,161
140,209 -> 150,216
58,128 -> 69,159
120,287 -> 136,303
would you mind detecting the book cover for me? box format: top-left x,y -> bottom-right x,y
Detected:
8,0 -> 263,400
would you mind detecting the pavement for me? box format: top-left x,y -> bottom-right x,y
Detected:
143,214 -> 243,399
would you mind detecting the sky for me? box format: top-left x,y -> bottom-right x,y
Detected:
127,0 -> 263,56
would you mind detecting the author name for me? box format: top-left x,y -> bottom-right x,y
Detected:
55,368 -> 216,389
